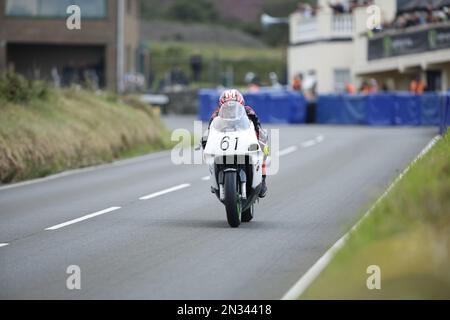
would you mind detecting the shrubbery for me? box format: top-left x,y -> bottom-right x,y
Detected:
0,72 -> 49,104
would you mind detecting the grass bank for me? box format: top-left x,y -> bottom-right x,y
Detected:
0,77 -> 174,183
148,42 -> 284,88
301,133 -> 450,299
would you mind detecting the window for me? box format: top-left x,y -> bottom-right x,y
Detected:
334,69 -> 351,93
5,0 -> 107,18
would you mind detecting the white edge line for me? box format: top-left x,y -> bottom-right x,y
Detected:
0,243 -> 9,248
45,206 -> 122,231
281,135 -> 441,300
202,176 -> 211,181
139,183 -> 191,200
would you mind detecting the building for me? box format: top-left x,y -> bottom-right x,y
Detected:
288,0 -> 450,93
0,0 -> 140,92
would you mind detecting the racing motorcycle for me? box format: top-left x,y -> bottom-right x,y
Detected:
202,101 -> 267,228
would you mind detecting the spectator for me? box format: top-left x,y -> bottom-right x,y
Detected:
345,82 -> 356,94
51,67 -> 61,88
381,83 -> 390,92
360,80 -> 370,94
410,75 -> 426,94
329,0 -> 345,14
190,53 -> 203,82
368,78 -> 379,93
170,65 -> 188,86
292,74 -> 303,92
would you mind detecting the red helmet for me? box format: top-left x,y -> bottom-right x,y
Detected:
219,89 -> 245,107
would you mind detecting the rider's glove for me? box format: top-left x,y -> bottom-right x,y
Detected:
201,136 -> 208,149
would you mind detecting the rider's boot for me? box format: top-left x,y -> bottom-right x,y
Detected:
259,175 -> 267,198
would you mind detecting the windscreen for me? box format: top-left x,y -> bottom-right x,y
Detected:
212,101 -> 251,132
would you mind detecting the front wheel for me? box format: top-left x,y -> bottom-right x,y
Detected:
224,171 -> 241,228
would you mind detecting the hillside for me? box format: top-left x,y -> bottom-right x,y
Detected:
141,20 -> 266,48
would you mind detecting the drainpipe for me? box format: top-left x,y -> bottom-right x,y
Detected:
117,0 -> 125,93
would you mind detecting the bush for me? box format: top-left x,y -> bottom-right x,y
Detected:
0,72 -> 49,104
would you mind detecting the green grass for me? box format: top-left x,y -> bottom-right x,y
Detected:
148,41 -> 284,88
0,87 -> 174,183
150,42 -> 283,60
301,133 -> 450,299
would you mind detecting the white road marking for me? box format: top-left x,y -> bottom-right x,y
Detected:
281,135 -> 441,300
139,183 -> 191,200
201,176 -> 211,181
45,206 -> 121,231
0,243 -> 9,248
279,146 -> 298,157
301,134 -> 324,148
301,140 -> 316,148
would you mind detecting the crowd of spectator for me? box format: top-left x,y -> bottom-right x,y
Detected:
296,0 -> 450,29
295,1 -> 374,18
384,6 -> 450,30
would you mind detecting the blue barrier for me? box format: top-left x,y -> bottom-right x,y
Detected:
367,93 -> 395,125
394,93 -> 421,126
198,90 -> 307,124
316,95 -> 341,124
440,94 -> 450,134
198,89 -> 219,122
200,90 -> 447,129
316,92 -> 444,127
341,95 -> 367,124
420,93 -> 441,126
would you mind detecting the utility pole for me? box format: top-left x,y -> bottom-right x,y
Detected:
117,0 -> 125,93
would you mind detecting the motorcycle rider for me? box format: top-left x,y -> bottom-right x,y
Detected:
203,89 -> 268,198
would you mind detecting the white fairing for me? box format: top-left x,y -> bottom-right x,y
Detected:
203,104 -> 264,190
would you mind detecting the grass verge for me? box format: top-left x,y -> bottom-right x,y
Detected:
301,133 -> 450,299
0,86 -> 175,184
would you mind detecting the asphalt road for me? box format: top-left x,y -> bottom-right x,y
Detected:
0,117 -> 437,299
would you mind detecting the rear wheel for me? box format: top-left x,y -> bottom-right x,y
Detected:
241,204 -> 254,222
224,171 -> 241,228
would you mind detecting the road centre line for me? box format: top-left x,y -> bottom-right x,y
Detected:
45,207 -> 122,231
0,243 -> 9,248
139,183 -> 191,200
279,146 -> 298,157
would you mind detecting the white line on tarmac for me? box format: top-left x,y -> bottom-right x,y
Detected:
279,146 -> 298,157
201,176 -> 211,181
45,207 -> 122,231
0,243 -> 9,248
315,134 -> 324,143
301,134 -> 325,148
281,135 -> 441,300
301,140 -> 316,148
139,183 -> 191,200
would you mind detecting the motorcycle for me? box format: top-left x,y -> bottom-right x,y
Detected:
202,101 -> 266,228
